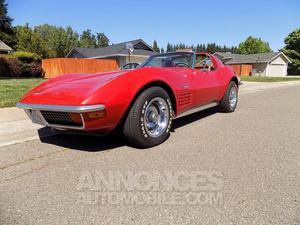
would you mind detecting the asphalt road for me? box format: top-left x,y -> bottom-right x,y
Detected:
1,84 -> 300,225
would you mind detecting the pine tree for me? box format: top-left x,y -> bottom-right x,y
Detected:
0,0 -> 16,48
152,40 -> 160,53
166,43 -> 172,52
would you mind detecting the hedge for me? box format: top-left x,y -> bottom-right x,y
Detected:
0,57 -> 43,78
10,51 -> 42,63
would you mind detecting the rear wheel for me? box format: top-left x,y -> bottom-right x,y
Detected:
219,81 -> 238,112
123,87 -> 173,148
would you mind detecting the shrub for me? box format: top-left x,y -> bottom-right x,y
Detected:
29,62 -> 43,78
0,57 -> 43,78
10,51 -> 42,63
7,58 -> 22,77
0,57 -> 9,76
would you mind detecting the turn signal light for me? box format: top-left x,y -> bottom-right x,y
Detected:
69,113 -> 82,124
87,111 -> 106,119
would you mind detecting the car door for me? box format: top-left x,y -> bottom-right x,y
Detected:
192,54 -> 220,106
171,67 -> 196,113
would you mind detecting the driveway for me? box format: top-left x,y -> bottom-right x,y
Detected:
0,82 -> 299,225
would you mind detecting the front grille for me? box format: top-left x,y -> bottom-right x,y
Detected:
41,111 -> 82,127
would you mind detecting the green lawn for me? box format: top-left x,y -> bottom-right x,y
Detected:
0,78 -> 45,108
240,76 -> 300,82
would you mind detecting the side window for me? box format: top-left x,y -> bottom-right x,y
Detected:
195,55 -> 214,71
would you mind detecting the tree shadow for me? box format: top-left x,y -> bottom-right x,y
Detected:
38,107 -> 219,151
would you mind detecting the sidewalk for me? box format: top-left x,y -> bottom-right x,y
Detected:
0,107 -> 51,147
239,80 -> 300,95
1,80 -> 300,147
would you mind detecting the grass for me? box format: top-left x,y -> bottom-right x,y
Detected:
240,76 -> 300,82
0,78 -> 45,108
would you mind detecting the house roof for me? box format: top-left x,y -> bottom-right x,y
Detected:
0,40 -> 13,52
67,39 -> 157,58
214,52 -> 291,64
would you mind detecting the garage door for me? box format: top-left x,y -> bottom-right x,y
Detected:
268,64 -> 285,77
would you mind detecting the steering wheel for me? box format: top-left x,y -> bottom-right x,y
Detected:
175,62 -> 190,68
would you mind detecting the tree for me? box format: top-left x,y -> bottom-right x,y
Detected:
282,28 -> 300,74
237,36 -> 272,54
152,40 -> 160,53
16,24 -> 81,58
0,0 -> 15,48
14,24 -> 110,58
15,24 -> 45,56
79,29 -> 97,48
34,24 -> 78,58
96,32 -> 109,48
166,43 -> 172,52
164,42 -> 237,53
66,26 -> 80,52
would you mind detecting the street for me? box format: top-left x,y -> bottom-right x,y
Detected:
0,82 -> 300,225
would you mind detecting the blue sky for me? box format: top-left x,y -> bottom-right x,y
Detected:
8,0 -> 300,51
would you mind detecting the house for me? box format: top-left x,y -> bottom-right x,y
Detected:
214,52 -> 291,77
0,40 -> 13,54
66,39 -> 157,67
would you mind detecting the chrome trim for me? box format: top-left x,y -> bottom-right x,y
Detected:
143,97 -> 169,138
191,51 -> 196,69
17,103 -> 105,130
229,86 -> 237,109
175,102 -> 219,119
25,109 -> 86,130
46,113 -> 85,130
16,103 -> 105,113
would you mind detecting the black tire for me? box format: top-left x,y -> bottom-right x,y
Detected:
123,87 -> 173,148
219,81 -> 238,113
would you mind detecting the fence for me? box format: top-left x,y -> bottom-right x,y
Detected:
230,64 -> 252,76
42,58 -> 119,78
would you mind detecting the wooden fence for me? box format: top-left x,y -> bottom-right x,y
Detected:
230,64 -> 252,76
42,58 -> 119,78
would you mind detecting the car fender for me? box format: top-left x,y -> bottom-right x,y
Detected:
83,68 -> 180,130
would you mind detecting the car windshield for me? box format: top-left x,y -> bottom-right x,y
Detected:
141,52 -> 193,68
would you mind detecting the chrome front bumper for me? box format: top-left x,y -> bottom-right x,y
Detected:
16,103 -> 105,130
16,103 -> 105,112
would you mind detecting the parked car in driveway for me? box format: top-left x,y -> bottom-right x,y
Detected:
17,51 -> 239,148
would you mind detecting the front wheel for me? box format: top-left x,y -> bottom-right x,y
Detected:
123,87 -> 173,148
219,81 -> 238,112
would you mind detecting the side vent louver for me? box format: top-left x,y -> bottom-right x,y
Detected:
178,91 -> 192,107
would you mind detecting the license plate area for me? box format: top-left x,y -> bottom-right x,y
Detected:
31,110 -> 46,125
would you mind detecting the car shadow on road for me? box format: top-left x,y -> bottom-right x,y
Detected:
38,107 -> 218,151
171,106 -> 218,131
38,128 -> 126,152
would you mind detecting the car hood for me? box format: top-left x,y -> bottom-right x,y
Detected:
21,70 -> 127,105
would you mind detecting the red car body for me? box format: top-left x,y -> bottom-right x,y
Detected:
17,52 -> 239,134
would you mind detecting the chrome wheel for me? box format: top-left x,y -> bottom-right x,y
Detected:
229,86 -> 237,109
144,97 -> 169,138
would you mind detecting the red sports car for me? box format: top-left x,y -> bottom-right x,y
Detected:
17,52 -> 239,147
